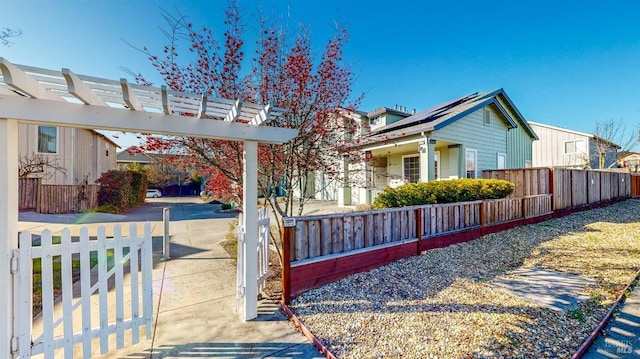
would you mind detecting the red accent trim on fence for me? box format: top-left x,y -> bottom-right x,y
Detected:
572,267 -> 640,358
281,303 -> 338,359
289,241 -> 418,298
419,228 -> 482,252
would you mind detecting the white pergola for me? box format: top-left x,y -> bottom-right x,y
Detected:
0,58 -> 298,357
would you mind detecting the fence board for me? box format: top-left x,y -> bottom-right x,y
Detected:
36,184 -> 100,214
19,177 -> 40,211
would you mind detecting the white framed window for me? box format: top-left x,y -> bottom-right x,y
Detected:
465,148 -> 477,179
483,108 -> 491,126
497,153 -> 506,169
564,139 -> 586,154
402,154 -> 420,183
37,126 -> 58,154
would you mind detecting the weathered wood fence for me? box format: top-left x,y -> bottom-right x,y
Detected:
283,168 -> 632,301
632,174 -> 640,198
37,184 -> 100,214
19,178 -> 100,214
483,168 -> 632,210
19,178 -> 40,211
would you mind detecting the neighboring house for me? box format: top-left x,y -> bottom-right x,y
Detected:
529,121 -> 620,169
331,88 -> 538,205
18,124 -> 119,185
617,151 -> 640,172
116,146 -> 157,170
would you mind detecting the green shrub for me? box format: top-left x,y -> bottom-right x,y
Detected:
91,203 -> 120,214
372,179 -> 514,209
221,202 -> 232,210
96,170 -> 133,212
129,171 -> 148,206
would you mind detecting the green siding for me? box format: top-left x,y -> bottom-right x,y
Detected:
433,107 -> 508,173
496,96 -> 534,167
506,124 -> 533,168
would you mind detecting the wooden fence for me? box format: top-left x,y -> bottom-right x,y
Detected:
483,167 -> 551,197
36,184 -> 100,214
283,194 -> 554,299
283,167 -> 632,301
19,177 -> 41,211
552,169 -> 630,211
633,174 -> 640,198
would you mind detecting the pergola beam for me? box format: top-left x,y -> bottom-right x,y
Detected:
62,68 -> 108,106
0,95 -> 298,144
197,94 -> 207,118
161,86 -> 171,114
251,104 -> 270,126
225,99 -> 241,122
120,79 -> 143,111
0,57 -> 63,101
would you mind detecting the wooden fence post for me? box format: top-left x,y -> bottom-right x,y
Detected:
416,208 -> 423,255
480,201 -> 486,236
521,196 -> 527,223
548,167 -> 555,211
282,221 -> 293,304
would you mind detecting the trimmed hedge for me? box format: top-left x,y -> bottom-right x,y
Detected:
96,170 -> 148,213
372,179 -> 514,209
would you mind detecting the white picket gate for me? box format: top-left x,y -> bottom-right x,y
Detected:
13,223 -> 153,359
236,208 -> 271,313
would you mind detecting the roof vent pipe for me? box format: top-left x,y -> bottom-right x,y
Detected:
413,108 -> 416,114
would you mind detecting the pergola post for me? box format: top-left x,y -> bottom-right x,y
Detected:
0,118 -> 19,358
242,140 -> 259,321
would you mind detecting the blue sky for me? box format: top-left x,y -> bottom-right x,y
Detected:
2,0 -> 639,149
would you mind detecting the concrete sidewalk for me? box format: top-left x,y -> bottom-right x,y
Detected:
19,205 -> 323,358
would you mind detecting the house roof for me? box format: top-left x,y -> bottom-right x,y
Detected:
116,146 -> 157,164
355,88 -> 538,147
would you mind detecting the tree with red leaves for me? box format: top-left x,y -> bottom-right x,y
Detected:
135,1 -> 361,259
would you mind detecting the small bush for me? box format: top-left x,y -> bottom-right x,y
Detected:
221,202 -> 232,210
91,203 -> 120,214
372,179 -> 514,209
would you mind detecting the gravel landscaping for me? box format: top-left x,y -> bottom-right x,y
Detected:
289,198 -> 640,358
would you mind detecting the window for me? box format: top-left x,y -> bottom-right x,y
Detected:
465,149 -> 477,179
497,153 -> 506,169
403,155 -> 420,183
37,126 -> 58,154
483,108 -> 491,126
370,116 -> 383,126
105,142 -> 110,157
564,139 -> 586,154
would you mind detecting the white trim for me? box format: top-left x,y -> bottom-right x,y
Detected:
465,148 -> 477,179
528,121 -> 593,139
362,137 -> 423,151
497,152 -> 506,169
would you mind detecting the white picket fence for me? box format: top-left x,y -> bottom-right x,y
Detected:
14,223 -> 153,359
236,208 -> 271,313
